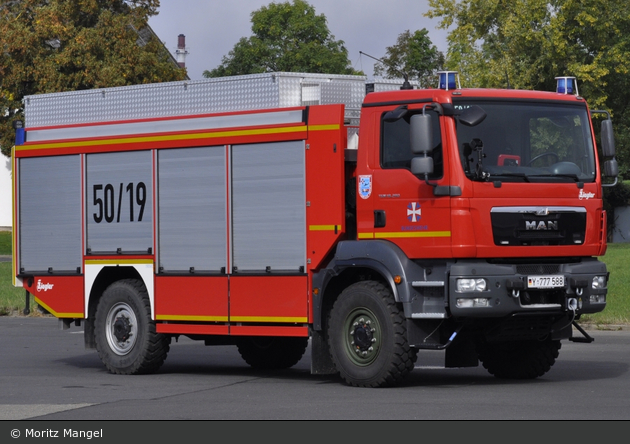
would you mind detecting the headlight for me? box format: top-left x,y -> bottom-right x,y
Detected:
456,278 -> 487,292
592,276 -> 606,289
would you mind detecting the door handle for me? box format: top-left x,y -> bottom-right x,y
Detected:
374,210 -> 386,228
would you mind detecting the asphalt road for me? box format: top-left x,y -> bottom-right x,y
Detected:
0,317 -> 629,421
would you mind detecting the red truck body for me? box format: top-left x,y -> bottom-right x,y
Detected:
12,72 -> 617,386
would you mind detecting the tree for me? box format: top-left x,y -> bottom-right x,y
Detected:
203,0 -> 359,78
426,0 -> 630,178
373,29 -> 445,88
0,0 -> 188,156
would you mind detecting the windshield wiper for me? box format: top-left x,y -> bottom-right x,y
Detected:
526,173 -> 586,188
528,173 -> 581,182
481,172 -> 531,185
488,172 -> 530,182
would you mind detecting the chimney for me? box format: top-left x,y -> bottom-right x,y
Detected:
176,34 -> 189,69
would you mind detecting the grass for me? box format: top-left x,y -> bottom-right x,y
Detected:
0,263 -> 37,316
0,230 -> 11,255
586,242 -> 630,326
0,230 -> 628,325
0,231 -> 49,315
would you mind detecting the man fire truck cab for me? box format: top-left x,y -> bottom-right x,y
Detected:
12,71 -> 617,387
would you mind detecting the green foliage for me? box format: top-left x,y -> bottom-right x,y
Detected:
611,122 -> 630,179
0,0 -> 188,156
203,0 -> 360,78
426,0 -> 630,178
373,29 -> 445,88
604,181 -> 630,209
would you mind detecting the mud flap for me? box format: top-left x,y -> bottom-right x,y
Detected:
310,329 -> 337,375
445,332 -> 479,368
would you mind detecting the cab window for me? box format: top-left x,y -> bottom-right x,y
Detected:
381,109 -> 443,179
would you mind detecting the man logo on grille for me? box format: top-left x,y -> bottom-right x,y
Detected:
526,220 -> 558,230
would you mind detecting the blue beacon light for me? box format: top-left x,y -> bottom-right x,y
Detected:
13,120 -> 25,146
437,71 -> 460,90
555,76 -> 579,95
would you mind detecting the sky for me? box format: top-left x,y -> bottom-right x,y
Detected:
148,0 -> 451,81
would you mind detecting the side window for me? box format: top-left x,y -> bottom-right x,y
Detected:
381,109 -> 443,179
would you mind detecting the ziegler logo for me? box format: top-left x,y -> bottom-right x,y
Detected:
36,280 -> 54,292
526,221 -> 558,230
579,190 -> 595,200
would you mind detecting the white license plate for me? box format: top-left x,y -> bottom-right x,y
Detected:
527,275 -> 565,289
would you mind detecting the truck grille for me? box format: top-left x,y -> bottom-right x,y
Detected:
491,206 -> 586,246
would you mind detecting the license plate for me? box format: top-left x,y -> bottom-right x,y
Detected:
527,275 -> 565,289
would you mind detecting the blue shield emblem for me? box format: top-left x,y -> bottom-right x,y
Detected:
358,175 -> 372,199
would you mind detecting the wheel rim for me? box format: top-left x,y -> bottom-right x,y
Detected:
342,307 -> 382,366
105,302 -> 138,356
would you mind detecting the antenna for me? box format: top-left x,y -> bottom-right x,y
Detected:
360,51 -> 413,90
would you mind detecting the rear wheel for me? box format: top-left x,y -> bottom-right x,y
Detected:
236,336 -> 308,369
476,339 -> 561,379
94,279 -> 170,375
327,281 -> 416,387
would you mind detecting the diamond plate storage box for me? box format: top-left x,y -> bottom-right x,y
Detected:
23,72 -> 412,128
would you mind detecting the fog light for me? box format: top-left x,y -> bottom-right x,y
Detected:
457,298 -> 473,308
457,278 -> 487,292
589,295 -> 605,304
456,297 -> 489,308
592,276 -> 606,289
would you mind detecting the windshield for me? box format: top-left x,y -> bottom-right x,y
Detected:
454,100 -> 596,183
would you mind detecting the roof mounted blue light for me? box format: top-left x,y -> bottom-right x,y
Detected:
555,76 -> 579,95
437,71 -> 460,91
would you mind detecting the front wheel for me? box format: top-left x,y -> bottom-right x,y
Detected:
327,281 -> 417,387
94,279 -> 170,375
476,339 -> 561,379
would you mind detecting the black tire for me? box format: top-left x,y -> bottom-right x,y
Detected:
236,336 -> 309,369
476,339 -> 561,379
94,279 -> 170,375
327,281 -> 417,387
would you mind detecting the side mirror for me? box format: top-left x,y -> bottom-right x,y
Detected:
459,105 -> 487,127
411,156 -> 434,176
410,114 -> 433,154
601,119 -> 616,158
604,159 -> 618,178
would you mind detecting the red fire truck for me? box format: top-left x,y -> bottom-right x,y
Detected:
12,72 -> 617,387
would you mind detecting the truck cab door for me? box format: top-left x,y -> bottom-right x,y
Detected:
370,108 -> 452,258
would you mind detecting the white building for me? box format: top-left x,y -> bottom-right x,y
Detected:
0,155 -> 11,228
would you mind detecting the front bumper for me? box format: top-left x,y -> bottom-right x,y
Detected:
447,258 -> 607,318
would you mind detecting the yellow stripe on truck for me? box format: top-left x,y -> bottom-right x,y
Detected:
358,231 -> 452,239
17,124 -> 338,151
